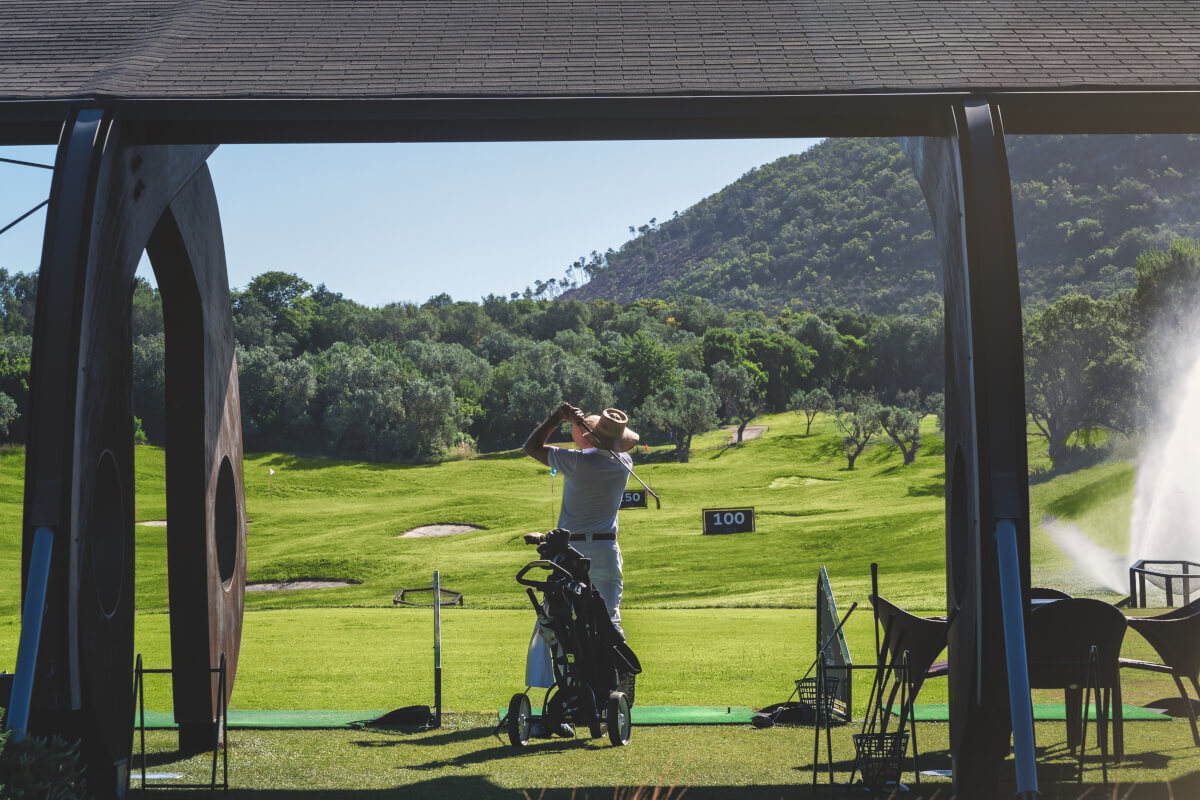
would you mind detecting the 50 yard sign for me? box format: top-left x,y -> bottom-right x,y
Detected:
702,507 -> 755,535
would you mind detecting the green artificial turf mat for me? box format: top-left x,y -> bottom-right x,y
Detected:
892,703 -> 1169,722
137,709 -> 390,729
139,706 -> 756,730
497,705 -> 756,725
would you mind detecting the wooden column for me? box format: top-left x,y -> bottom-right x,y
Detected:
903,98 -> 1032,798
147,165 -> 247,753
22,108 -> 243,797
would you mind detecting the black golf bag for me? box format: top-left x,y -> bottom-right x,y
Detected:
505,528 -> 642,747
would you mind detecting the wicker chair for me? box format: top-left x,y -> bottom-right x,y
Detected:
1120,597 -> 1200,755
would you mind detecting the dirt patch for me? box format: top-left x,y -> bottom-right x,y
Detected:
399,524 -> 482,538
722,425 -> 767,444
246,580 -> 355,592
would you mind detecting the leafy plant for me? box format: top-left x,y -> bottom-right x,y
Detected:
0,733 -> 87,800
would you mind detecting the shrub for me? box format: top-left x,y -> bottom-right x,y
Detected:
0,733 -> 87,800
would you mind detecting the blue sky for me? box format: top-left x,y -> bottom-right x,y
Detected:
1,138 -> 819,306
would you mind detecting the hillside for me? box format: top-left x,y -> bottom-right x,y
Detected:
565,135 -> 1200,314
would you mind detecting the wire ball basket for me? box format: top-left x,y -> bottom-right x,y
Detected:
853,731 -> 909,790
795,675 -> 840,722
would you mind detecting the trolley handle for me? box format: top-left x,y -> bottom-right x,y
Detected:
516,559 -> 574,589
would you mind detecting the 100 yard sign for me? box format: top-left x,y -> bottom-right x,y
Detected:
702,507 -> 756,535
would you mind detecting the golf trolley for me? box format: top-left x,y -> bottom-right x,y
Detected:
506,528 -> 642,747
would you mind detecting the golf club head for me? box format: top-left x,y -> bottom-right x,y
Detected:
750,713 -> 775,729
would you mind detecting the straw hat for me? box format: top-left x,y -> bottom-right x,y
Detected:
582,408 -> 640,452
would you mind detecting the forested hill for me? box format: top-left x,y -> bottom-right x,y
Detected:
564,135 -> 1200,314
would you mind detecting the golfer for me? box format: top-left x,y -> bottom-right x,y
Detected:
522,403 -> 639,708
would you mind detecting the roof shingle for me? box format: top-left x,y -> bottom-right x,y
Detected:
3,0 -> 1200,100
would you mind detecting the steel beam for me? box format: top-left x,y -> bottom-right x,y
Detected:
10,90 -> 1200,147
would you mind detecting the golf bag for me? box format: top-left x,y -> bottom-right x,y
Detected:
506,528 -> 642,746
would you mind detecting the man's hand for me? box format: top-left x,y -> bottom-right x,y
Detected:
557,402 -> 585,426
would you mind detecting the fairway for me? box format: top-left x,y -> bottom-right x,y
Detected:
3,408 -> 1187,795
0,408 -> 1140,713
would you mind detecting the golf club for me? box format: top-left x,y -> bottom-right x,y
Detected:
752,602 -> 858,729
573,409 -> 662,509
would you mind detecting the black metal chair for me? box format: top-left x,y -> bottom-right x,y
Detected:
866,594 -> 950,779
1027,598 -> 1127,781
1030,586 -> 1073,601
1120,597 -> 1200,755
869,595 -> 950,716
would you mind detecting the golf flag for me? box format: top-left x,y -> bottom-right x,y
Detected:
644,444 -> 650,453
550,468 -> 556,477
269,468 -> 275,476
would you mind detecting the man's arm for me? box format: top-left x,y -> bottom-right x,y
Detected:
523,402 -> 584,466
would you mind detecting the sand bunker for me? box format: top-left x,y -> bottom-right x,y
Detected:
769,475 -> 835,489
722,425 -> 767,443
246,580 -> 354,592
399,524 -> 482,538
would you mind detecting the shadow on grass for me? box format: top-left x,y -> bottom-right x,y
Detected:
1043,468 -> 1134,517
352,725 -> 497,748
906,474 -> 945,498
138,782 -> 897,800
816,440 -> 845,461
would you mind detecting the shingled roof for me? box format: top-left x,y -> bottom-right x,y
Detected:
3,0 -> 1200,100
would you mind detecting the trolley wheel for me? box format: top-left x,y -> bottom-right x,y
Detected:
507,693 -> 532,746
606,692 -> 631,746
589,719 -> 604,739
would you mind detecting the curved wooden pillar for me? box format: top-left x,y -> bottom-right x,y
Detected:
22,108 -> 217,798
903,99 -> 1030,799
146,166 -> 246,753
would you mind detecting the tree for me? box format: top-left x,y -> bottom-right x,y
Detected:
741,329 -> 815,410
0,392 -> 18,439
710,359 -> 765,443
132,333 -> 166,443
1024,293 -> 1140,465
700,327 -> 746,371
236,271 -> 317,356
788,386 -> 834,435
0,335 -> 31,442
131,277 -> 164,339
237,346 -> 318,451
864,314 -> 943,399
877,406 -> 921,465
835,394 -> 881,470
612,330 -> 677,410
637,369 -> 719,463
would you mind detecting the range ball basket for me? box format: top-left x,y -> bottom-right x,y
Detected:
853,731 -> 909,790
796,675 -> 841,723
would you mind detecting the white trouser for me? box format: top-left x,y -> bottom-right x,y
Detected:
525,539 -> 623,688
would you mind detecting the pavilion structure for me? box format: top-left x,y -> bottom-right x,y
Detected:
5,2 -> 1200,797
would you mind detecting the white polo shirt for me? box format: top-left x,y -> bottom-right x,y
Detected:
547,446 -> 632,535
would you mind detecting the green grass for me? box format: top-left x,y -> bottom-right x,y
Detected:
121,411 -> 954,615
130,716 -> 1200,799
4,410 -> 1191,795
